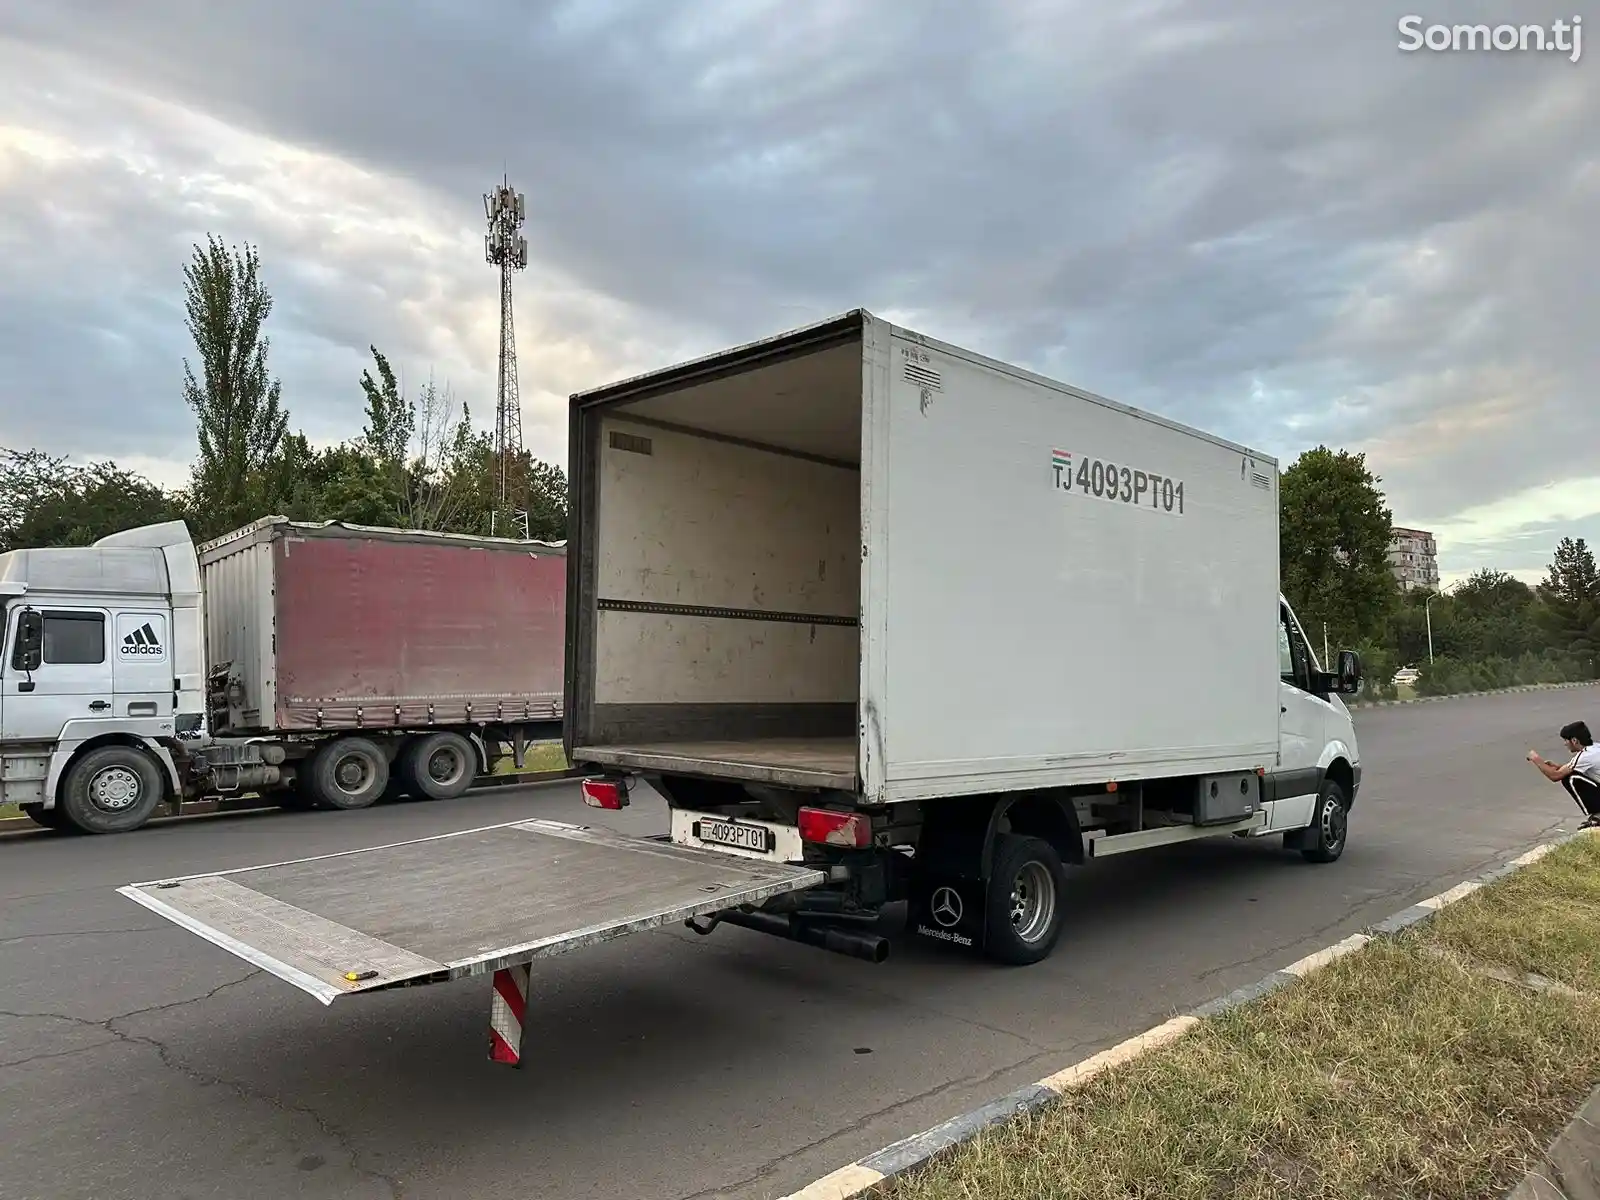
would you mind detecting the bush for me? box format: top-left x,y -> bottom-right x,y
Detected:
1417,657 -> 1473,696
1355,643 -> 1399,702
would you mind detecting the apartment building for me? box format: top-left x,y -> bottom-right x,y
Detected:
1390,526 -> 1439,592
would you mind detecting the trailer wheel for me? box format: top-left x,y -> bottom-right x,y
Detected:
398,732 -> 476,801
982,834 -> 1067,966
1299,779 -> 1350,864
57,746 -> 164,834
304,738 -> 389,810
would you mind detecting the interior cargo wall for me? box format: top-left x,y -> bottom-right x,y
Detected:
590,416 -> 858,736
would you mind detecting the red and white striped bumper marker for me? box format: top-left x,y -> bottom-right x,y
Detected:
487,963 -> 531,1066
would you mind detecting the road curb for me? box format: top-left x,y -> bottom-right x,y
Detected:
778,830 -> 1600,1200
1348,680 -> 1600,709
1505,1080 -> 1600,1199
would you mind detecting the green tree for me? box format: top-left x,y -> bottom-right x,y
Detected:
1447,569 -> 1538,661
0,447 -> 179,552
1535,537 -> 1600,672
1279,446 -> 1396,650
181,234 -> 289,534
356,350 -> 489,532
310,443 -> 407,526
523,457 -> 568,542
359,346 -> 413,468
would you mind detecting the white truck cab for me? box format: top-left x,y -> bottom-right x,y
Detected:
0,522 -> 205,832
1268,595 -> 1362,853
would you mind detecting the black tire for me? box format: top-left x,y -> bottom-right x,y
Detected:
1300,779 -> 1350,863
57,746 -> 165,834
304,737 -> 389,811
982,834 -> 1068,966
397,732 -> 477,801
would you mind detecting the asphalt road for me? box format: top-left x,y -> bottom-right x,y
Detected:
2,688 -> 1595,1200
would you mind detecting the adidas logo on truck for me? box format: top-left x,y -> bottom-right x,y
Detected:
120,623 -> 163,656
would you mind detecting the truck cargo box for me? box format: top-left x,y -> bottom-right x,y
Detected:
565,310 -> 1281,803
200,519 -> 566,735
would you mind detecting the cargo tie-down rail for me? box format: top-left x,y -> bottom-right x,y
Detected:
118,817 -> 823,1066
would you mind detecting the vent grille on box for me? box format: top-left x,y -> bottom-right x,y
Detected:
609,430 -> 654,456
904,362 -> 942,391
1251,470 -> 1272,490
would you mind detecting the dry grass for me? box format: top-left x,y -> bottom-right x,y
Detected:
885,834 -> 1600,1200
0,802 -> 21,822
1423,836 -> 1600,996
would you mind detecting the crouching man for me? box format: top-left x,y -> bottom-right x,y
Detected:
1527,720 -> 1600,829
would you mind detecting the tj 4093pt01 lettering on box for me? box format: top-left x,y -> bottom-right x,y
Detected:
1051,448 -> 1185,515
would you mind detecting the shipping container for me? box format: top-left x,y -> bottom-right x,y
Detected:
199,518 -> 566,735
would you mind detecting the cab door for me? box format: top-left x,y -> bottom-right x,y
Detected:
1272,599 -> 1328,825
112,609 -> 173,728
1,605 -> 114,742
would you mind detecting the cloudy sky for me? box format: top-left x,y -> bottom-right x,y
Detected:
0,0 -> 1592,583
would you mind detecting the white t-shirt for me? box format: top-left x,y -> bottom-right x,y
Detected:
1569,745 -> 1600,782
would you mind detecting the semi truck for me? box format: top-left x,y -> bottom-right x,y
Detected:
1,518 -> 567,833
117,310 -> 1363,1066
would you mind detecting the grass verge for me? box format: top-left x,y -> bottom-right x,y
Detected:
0,802 -> 20,822
884,833 -> 1600,1200
491,741 -> 569,775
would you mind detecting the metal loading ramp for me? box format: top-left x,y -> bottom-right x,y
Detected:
119,818 -> 823,1063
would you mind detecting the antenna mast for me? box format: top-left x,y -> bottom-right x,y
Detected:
484,178 -> 529,537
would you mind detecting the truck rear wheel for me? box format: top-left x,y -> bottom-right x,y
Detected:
983,834 -> 1067,966
58,746 -> 164,834
304,737 -> 389,810
398,732 -> 476,801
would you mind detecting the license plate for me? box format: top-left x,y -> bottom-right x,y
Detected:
694,817 -> 774,853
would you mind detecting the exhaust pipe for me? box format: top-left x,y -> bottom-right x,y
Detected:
714,909 -> 890,964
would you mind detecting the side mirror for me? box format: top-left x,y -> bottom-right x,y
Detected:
13,608 -> 43,672
1334,649 -> 1362,695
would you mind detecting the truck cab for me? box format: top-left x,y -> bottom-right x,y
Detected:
0,522 -> 204,832
1275,595 -> 1362,846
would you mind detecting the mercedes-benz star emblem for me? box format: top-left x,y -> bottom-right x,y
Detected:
930,886 -> 963,928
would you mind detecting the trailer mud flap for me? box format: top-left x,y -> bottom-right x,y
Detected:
907,873 -> 987,954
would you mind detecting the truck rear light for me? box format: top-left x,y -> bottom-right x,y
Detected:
797,806 -> 871,848
581,777 -> 629,810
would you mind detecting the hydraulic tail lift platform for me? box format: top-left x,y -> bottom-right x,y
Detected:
118,818 -> 824,1066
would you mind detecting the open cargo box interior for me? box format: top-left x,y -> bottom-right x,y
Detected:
571,322 -> 865,792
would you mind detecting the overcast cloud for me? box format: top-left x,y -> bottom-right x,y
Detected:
0,0 -> 1593,582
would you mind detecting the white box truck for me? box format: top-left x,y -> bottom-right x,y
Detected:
119,311 -> 1364,1065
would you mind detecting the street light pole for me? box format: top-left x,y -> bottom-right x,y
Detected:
1424,582 -> 1453,666
1425,594 -> 1434,665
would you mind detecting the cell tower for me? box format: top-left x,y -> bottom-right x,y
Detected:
484,178 -> 529,535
